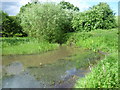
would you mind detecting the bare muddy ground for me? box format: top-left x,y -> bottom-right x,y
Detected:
2,46 -> 103,88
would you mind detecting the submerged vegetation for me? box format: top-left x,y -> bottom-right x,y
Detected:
1,1 -> 118,88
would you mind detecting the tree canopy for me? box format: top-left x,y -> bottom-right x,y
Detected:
18,3 -> 73,43
59,1 -> 79,11
72,2 -> 116,32
0,11 -> 24,37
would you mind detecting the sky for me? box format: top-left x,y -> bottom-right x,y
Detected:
0,0 -> 119,16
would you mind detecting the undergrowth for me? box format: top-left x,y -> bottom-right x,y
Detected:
66,28 -> 118,88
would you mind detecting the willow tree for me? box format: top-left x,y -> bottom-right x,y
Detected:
18,3 -> 71,43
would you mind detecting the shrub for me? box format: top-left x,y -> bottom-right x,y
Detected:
18,2 -> 72,43
72,2 -> 117,32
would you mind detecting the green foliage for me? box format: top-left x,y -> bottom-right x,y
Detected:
18,3 -> 72,43
58,1 -> 80,33
67,28 -> 118,52
59,1 -> 79,11
75,53 -> 118,88
1,37 -> 58,55
72,2 -> 117,32
115,16 -> 118,27
19,2 -> 32,14
67,28 -> 118,88
0,11 -> 24,37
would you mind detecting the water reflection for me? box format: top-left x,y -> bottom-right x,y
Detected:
2,46 -> 102,88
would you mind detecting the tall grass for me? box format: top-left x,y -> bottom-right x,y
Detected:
1,37 -> 59,55
66,28 -> 118,88
67,28 -> 118,52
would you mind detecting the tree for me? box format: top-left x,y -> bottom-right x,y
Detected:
18,3 -> 72,43
59,1 -> 79,11
0,11 -> 24,37
19,2 -> 32,13
72,2 -> 117,32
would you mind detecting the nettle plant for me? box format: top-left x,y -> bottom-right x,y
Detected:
18,2 -> 72,43
72,2 -> 117,32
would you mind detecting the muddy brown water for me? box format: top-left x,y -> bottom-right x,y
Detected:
2,46 -> 103,88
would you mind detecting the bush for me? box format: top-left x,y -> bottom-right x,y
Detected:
72,2 -> 117,32
18,2 -> 72,43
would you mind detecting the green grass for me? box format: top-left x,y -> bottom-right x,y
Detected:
1,28 -> 118,88
1,37 -> 59,55
75,53 -> 118,88
66,28 -> 118,88
67,28 -> 118,52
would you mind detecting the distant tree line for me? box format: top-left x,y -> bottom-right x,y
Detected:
0,1 -> 117,43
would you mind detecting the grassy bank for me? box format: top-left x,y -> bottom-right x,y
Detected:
1,37 -> 59,55
66,28 -> 118,88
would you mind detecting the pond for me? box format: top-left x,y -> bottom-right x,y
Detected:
2,46 -> 104,88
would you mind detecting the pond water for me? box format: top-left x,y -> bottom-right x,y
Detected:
2,46 -> 104,88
